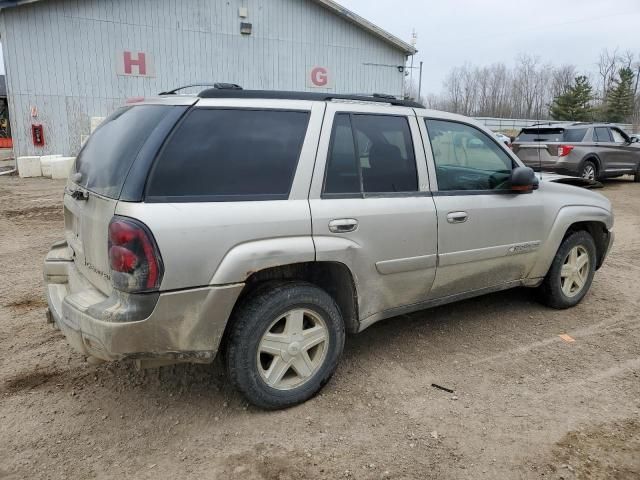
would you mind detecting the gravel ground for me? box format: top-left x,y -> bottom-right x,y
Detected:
0,176 -> 638,480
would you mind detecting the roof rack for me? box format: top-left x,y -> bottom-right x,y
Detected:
195,87 -> 424,108
159,83 -> 242,95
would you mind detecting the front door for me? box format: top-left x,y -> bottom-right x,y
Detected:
609,127 -> 638,173
419,117 -> 546,299
309,104 -> 438,322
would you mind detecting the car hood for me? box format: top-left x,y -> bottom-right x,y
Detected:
538,172 -> 603,189
538,176 -> 612,215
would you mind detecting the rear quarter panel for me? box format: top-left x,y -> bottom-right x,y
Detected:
114,200 -> 315,290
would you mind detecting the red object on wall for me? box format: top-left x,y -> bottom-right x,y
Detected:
0,138 -> 12,148
310,67 -> 329,87
31,124 -> 45,147
123,51 -> 147,75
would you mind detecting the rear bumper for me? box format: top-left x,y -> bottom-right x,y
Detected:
44,240 -> 243,364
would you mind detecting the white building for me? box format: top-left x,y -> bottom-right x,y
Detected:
0,0 -> 415,157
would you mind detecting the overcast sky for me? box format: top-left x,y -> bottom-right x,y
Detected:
340,0 -> 640,95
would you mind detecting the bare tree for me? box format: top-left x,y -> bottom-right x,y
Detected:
550,64 -> 577,99
597,48 -> 621,100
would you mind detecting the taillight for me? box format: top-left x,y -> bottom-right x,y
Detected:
558,145 -> 574,157
108,216 -> 163,292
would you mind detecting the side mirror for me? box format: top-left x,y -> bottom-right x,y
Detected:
631,137 -> 639,144
511,166 -> 538,193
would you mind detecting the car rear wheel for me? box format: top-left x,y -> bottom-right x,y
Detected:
536,231 -> 596,309
580,160 -> 597,181
225,282 -> 345,409
634,164 -> 640,182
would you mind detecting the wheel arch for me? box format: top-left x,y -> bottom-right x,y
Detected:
579,154 -> 602,176
222,262 -> 360,346
562,221 -> 611,270
528,206 -> 612,280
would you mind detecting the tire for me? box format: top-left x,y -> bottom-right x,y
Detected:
634,164 -> 640,183
536,231 -> 597,309
225,282 -> 345,410
580,160 -> 597,181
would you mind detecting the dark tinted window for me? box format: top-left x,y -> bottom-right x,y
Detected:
323,114 -> 418,195
426,119 -> 514,191
74,105 -> 172,198
515,128 -> 564,142
147,109 -> 310,200
594,127 -> 612,142
563,128 -> 588,142
324,114 -> 360,194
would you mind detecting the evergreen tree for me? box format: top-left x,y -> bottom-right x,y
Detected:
604,67 -> 635,123
549,76 -> 594,121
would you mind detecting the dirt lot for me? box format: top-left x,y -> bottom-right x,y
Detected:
0,176 -> 639,480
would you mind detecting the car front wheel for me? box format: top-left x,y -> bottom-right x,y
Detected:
225,282 -> 345,409
536,231 -> 597,309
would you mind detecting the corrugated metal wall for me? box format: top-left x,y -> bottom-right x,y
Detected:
0,0 -> 407,157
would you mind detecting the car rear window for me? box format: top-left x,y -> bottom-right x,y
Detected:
146,109 -> 310,201
74,105 -> 173,199
515,128 -> 565,142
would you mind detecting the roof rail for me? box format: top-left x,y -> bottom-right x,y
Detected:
196,88 -> 424,108
159,83 -> 243,95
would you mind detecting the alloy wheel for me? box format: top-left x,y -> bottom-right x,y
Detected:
581,164 -> 596,180
560,245 -> 590,298
257,308 -> 329,391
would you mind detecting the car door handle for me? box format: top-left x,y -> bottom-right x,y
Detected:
329,218 -> 358,233
447,211 -> 468,224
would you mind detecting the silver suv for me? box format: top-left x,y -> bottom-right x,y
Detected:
44,89 -> 614,409
512,123 -> 640,181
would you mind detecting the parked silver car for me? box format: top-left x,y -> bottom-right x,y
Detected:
512,122 -> 640,181
44,89 -> 614,409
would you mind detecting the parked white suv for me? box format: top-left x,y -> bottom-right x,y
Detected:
44,87 -> 614,409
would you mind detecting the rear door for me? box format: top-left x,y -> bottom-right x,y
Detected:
309,103 -> 438,323
592,126 -> 617,172
66,103 -> 184,294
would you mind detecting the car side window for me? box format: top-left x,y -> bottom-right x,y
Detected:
324,113 -> 418,195
424,119 -> 514,191
610,129 -> 626,143
594,127 -> 612,143
146,108 -> 310,201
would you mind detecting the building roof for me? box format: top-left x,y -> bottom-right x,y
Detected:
0,0 -> 416,55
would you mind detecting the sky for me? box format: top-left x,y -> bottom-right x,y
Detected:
339,0 -> 640,95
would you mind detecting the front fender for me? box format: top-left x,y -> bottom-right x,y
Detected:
210,236 -> 315,284
527,205 -> 613,279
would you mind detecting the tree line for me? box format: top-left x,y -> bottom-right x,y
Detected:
417,49 -> 639,126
